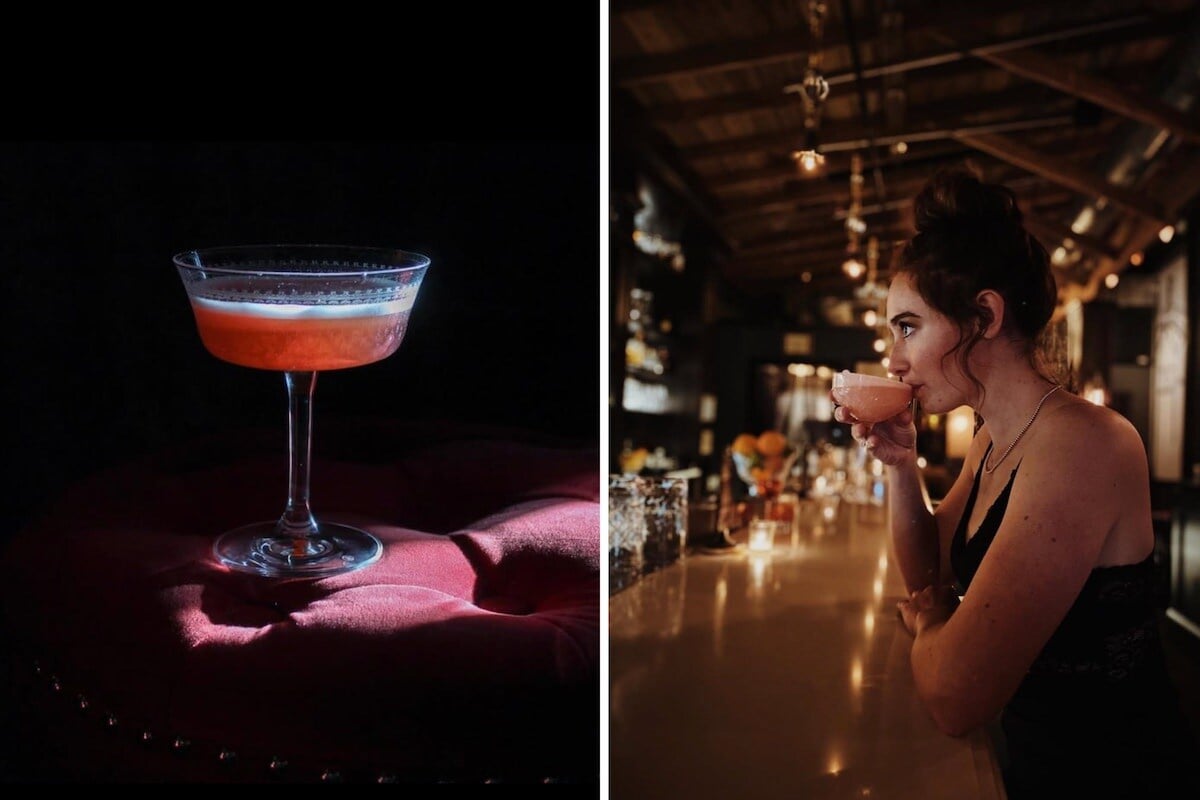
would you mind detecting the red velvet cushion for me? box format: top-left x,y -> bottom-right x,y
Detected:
1,421 -> 599,783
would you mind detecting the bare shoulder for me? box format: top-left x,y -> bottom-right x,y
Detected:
1032,395 -> 1146,476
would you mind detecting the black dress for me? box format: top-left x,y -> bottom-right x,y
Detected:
950,444 -> 1198,799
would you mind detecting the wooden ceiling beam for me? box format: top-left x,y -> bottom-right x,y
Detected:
954,131 -> 1169,224
613,0 -> 1120,86
645,12 -> 1176,125
933,32 -> 1200,144
1022,213 -> 1119,262
727,241 -> 906,278
724,180 -> 1076,237
705,115 -> 1125,195
705,140 -> 972,193
610,0 -> 668,14
729,184 -> 1089,266
721,172 -> 932,223
1076,149 -> 1200,300
720,158 -> 1051,227
719,148 -> 1046,218
735,221 -> 915,262
725,196 -> 917,238
683,110 -> 1073,162
718,137 -> 1115,225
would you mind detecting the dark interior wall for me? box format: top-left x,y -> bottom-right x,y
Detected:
0,141 -> 599,536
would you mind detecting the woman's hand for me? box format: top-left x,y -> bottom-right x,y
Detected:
897,584 -> 960,637
831,401 -> 917,466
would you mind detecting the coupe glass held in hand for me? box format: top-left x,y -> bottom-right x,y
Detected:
831,370 -> 913,423
174,245 -> 430,578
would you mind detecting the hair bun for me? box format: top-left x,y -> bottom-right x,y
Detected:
912,165 -> 1023,235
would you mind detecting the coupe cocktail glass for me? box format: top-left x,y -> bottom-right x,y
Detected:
831,370 -> 913,423
174,245 -> 430,578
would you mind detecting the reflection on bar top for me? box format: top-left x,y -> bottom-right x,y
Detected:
609,500 -> 1006,800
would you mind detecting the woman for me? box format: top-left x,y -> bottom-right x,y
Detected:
834,166 -> 1197,797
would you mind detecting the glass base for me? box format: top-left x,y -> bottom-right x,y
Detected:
213,521 -> 383,578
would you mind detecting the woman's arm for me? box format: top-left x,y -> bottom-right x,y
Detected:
905,407 -> 1140,736
839,404 -> 986,594
887,454 -> 941,593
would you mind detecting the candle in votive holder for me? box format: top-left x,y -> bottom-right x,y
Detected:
748,519 -> 777,552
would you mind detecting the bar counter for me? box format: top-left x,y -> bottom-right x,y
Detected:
610,501 -> 1006,799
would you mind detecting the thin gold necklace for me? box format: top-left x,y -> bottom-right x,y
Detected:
984,385 -> 1062,474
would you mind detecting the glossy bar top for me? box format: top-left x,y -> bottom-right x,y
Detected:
610,501 -> 1006,799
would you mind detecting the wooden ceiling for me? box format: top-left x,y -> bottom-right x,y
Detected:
611,0 -> 1200,308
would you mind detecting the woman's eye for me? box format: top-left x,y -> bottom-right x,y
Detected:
898,322 -> 914,338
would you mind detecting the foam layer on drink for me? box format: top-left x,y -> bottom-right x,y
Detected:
189,294 -> 413,319
189,276 -> 418,318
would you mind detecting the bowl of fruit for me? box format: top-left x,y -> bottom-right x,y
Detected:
730,430 -> 799,498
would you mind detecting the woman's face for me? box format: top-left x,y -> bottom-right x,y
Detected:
884,273 -> 973,414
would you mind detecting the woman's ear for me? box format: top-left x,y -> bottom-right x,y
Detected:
975,290 -> 1006,339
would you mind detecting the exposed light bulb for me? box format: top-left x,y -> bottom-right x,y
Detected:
793,149 -> 825,172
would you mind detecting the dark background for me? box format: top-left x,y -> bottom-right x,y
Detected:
0,140 -> 599,536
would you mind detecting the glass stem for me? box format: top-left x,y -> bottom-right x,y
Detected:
277,371 -> 320,539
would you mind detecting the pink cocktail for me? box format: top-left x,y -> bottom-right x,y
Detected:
190,280 -> 413,371
832,370 -> 913,423
174,245 -> 429,578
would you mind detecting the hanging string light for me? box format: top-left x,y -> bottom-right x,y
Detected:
790,1 -> 830,173
842,152 -> 867,278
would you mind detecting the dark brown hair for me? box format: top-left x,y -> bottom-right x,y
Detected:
896,164 -> 1060,397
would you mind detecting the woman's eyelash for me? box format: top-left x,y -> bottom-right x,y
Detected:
898,321 -> 914,337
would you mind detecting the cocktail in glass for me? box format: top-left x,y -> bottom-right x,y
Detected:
831,370 -> 913,423
174,245 -> 430,578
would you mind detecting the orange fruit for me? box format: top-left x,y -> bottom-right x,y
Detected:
756,430 -> 787,457
620,447 -> 648,474
732,433 -> 758,457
